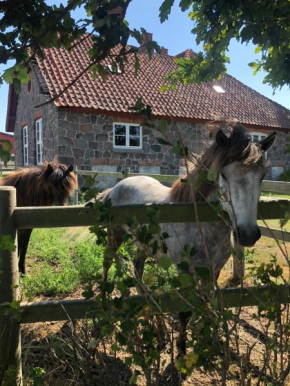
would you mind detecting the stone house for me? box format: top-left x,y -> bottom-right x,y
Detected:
5,34 -> 290,184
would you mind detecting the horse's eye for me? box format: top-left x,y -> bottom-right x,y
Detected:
221,173 -> 227,181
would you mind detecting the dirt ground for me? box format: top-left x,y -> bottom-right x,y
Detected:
20,213 -> 290,385
20,284 -> 290,386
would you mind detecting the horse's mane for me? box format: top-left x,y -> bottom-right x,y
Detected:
0,160 -> 77,206
170,123 -> 265,203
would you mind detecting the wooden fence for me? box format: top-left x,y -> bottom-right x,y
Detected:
0,160 -> 15,175
1,186 -> 290,384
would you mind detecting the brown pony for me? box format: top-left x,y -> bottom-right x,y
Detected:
0,160 -> 77,274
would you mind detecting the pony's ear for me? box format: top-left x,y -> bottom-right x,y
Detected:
45,164 -> 54,177
216,130 -> 229,147
259,132 -> 276,152
64,165 -> 74,177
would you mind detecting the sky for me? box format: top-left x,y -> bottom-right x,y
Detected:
0,0 -> 289,133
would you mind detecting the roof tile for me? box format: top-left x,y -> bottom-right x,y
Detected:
35,36 -> 290,130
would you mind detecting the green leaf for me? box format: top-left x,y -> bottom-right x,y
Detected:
158,255 -> 172,270
87,339 -> 98,349
159,84 -> 168,92
280,211 -> 290,227
148,223 -> 160,234
179,273 -> 192,288
185,351 -> 199,368
195,267 -> 210,279
129,370 -> 140,385
149,348 -> 159,360
10,300 -> 20,309
0,140 -> 12,166
156,137 -> 172,146
121,319 -> 135,334
3,64 -> 30,85
159,0 -> 174,22
111,343 -> 121,352
0,235 -> 16,252
101,323 -> 114,337
207,169 -> 218,182
254,45 -> 262,54
223,310 -> 233,320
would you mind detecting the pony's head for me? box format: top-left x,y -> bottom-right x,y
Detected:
41,160 -> 77,205
213,125 -> 276,247
170,123 -> 276,248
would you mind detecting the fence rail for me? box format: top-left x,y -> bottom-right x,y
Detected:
75,167 -> 290,194
13,200 -> 290,229
3,285 -> 289,324
1,185 -> 290,384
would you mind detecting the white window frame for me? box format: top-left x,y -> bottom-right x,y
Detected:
250,132 -> 268,158
36,118 -> 43,165
113,122 -> 142,150
23,125 -> 28,166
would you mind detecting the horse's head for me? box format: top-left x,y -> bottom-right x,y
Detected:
43,161 -> 78,206
215,127 -> 276,247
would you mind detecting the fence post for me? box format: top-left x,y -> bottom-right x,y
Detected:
0,187 -> 22,385
232,238 -> 245,281
123,167 -> 130,179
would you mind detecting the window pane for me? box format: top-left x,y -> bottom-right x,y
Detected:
115,135 -> 126,146
252,135 -> 259,142
129,126 -> 140,136
130,136 -> 140,147
114,124 -> 126,135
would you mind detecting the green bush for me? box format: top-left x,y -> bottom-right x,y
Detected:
278,169 -> 290,181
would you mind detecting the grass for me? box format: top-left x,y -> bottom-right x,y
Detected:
21,227 -> 106,300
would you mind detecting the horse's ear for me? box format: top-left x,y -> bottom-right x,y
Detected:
216,130 -> 229,147
259,132 -> 276,152
45,164 -> 54,177
64,165 -> 74,177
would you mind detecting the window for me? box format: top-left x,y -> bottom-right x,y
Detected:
36,118 -> 43,165
250,132 -> 267,143
23,126 -> 28,166
213,85 -> 225,93
113,123 -> 142,150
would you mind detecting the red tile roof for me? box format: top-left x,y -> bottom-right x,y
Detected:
34,36 -> 290,130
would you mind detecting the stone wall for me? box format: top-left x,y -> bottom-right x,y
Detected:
14,65 -> 59,167
57,110 -> 211,178
267,131 -> 290,178
14,77 -> 290,183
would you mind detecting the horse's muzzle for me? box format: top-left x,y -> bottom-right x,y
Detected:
234,226 -> 261,247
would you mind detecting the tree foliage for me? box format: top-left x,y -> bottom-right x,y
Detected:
0,0 -> 159,91
160,0 -> 290,89
0,0 -> 289,93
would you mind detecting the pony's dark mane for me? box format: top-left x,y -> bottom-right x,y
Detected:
0,160 -> 77,206
170,124 -> 265,203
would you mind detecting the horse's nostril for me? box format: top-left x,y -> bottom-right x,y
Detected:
235,226 -> 261,247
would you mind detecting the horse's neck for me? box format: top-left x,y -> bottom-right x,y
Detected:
170,172 -> 217,203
